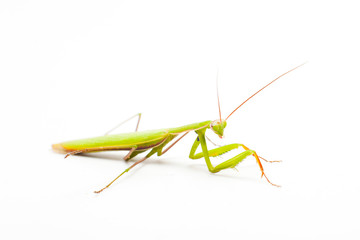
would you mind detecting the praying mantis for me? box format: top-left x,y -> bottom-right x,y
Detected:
53,63 -> 305,193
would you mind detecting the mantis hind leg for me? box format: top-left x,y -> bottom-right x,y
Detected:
94,133 -> 186,194
104,113 -> 142,135
190,129 -> 280,187
124,149 -> 147,161
104,113 -> 142,160
94,146 -> 160,194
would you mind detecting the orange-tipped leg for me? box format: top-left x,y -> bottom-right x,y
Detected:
251,150 -> 281,187
190,131 -> 281,187
259,156 -> 282,163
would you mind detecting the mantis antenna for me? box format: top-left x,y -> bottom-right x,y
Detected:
216,69 -> 222,121
225,63 -> 306,120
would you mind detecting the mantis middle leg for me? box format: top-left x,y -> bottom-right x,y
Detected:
189,128 -> 279,187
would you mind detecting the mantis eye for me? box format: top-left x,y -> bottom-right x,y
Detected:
210,119 -> 221,128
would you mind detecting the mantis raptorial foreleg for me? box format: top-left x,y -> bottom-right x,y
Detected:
190,129 -> 280,187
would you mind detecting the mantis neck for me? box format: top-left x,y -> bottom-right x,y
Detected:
168,120 -> 212,134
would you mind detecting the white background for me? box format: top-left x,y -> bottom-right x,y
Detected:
1,1 -> 360,239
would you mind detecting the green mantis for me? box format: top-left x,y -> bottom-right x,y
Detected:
53,64 -> 305,193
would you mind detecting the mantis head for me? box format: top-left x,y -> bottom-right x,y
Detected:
210,120 -> 227,138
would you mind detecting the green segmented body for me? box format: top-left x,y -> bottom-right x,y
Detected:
53,121 -> 212,153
